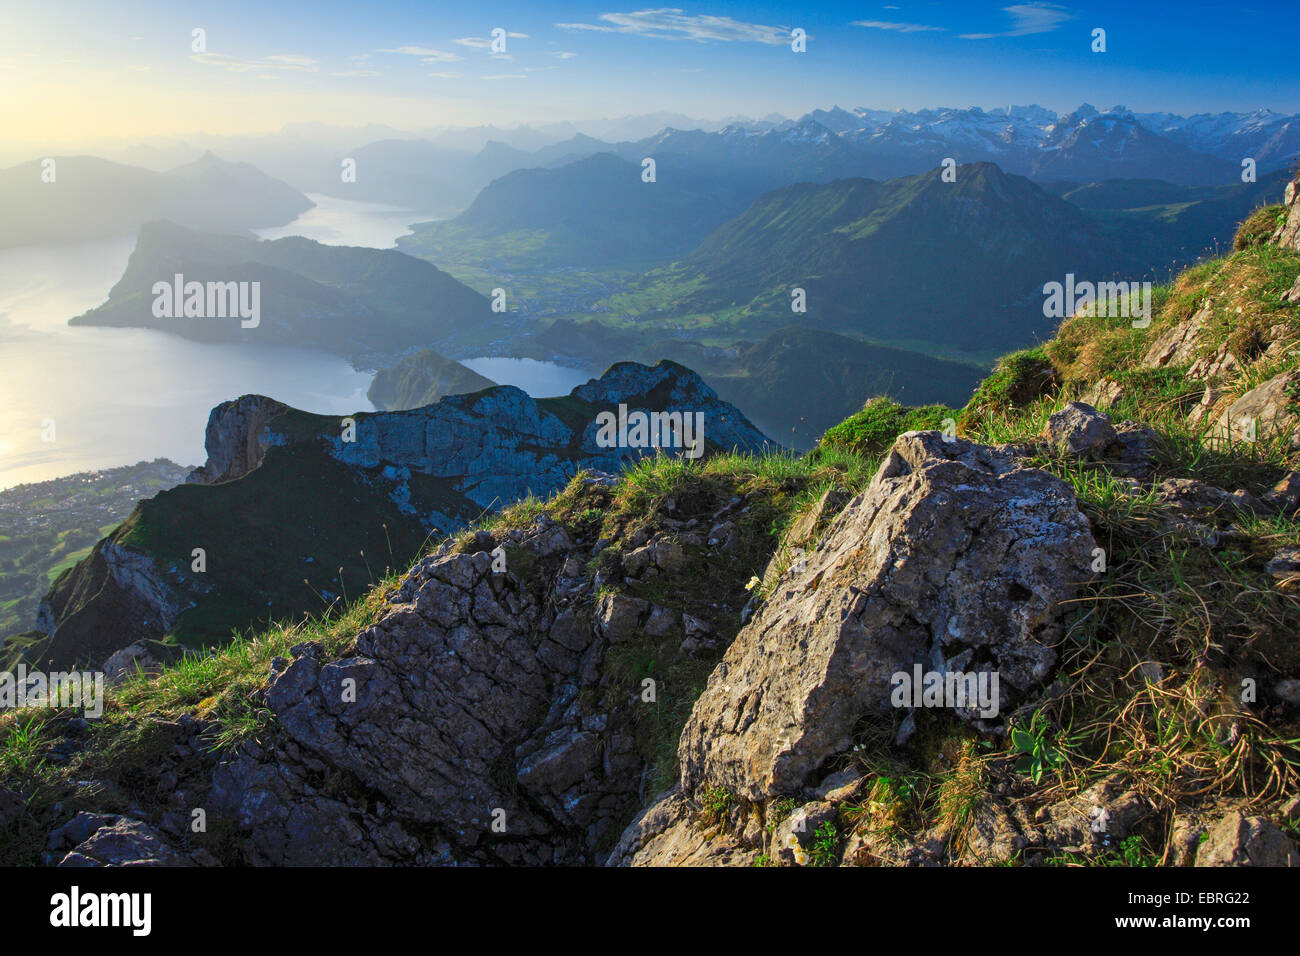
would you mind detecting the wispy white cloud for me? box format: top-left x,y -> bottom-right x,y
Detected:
331,69 -> 380,77
191,52 -> 318,73
960,3 -> 1074,39
853,19 -> 944,33
556,9 -> 791,45
552,51 -> 578,59
429,71 -> 461,78
378,46 -> 462,62
482,73 -> 525,80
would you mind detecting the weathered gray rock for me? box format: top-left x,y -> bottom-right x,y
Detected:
1187,343 -> 1240,381
966,800 -> 1028,864
596,591 -> 650,644
48,811 -> 118,852
1195,811 -> 1300,866
670,432 -> 1095,806
207,524 -> 663,865
1156,478 -> 1237,514
1143,301 -> 1210,369
604,788 -> 758,867
57,818 -> 189,867
1043,401 -> 1118,456
1282,274 -> 1300,305
1110,420 -> 1158,479
1187,385 -> 1227,429
1083,378 -> 1125,409
1214,369 -> 1300,446
101,641 -> 160,683
186,395 -> 290,485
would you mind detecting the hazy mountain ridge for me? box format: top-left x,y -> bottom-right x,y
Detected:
0,153 -> 313,248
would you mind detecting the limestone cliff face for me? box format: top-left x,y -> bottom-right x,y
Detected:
33,360 -> 772,671
187,395 -> 289,485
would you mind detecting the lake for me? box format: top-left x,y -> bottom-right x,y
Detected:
0,195 -> 592,489
460,357 -> 592,398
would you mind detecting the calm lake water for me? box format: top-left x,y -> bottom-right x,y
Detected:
460,357 -> 591,398
0,195 -> 592,490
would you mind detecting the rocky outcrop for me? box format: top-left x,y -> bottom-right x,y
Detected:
32,361 -> 772,671
1271,174 -> 1300,251
1213,368 -> 1300,446
1143,300 -> 1211,370
203,482 -> 746,865
186,395 -> 289,484
1043,401 -> 1117,455
612,431 -> 1097,865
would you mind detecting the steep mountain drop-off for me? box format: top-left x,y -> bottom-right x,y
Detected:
4,180 -> 1300,869
29,361 -> 771,672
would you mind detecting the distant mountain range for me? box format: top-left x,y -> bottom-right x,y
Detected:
290,103 -> 1299,218
0,152 -> 313,248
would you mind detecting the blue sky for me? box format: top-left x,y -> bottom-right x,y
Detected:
3,1 -> 1297,141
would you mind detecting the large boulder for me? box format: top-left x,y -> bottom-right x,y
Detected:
625,433 -> 1096,848
1043,401 -> 1117,456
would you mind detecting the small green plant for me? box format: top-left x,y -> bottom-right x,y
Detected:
700,786 -> 735,823
0,715 -> 48,775
765,797 -> 798,830
809,820 -> 841,866
1010,710 -> 1065,784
